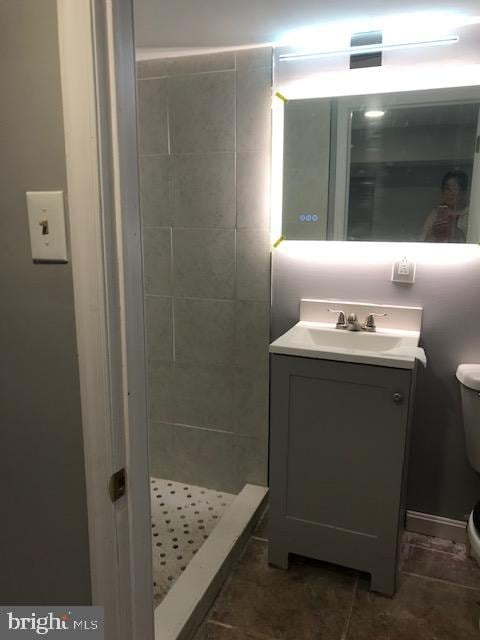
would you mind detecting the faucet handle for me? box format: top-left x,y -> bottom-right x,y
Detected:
364,312 -> 387,332
328,308 -> 347,329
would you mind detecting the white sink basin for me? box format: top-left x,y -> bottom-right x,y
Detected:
270,321 -> 426,369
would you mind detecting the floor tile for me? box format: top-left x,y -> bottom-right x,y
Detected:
402,543 -> 480,590
404,531 -> 467,557
210,539 -> 356,640
195,621 -> 276,640
347,572 -> 480,640
253,508 -> 269,540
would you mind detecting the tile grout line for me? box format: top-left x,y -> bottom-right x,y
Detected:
207,618 -> 282,640
340,575 -> 359,640
401,570 -> 480,592
251,535 -> 268,543
408,542 -> 467,557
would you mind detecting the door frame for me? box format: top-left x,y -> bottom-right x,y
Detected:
56,2 -> 153,639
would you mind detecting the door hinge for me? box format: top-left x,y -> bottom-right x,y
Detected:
109,468 -> 126,502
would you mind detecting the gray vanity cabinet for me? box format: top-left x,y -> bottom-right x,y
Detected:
268,353 -> 416,596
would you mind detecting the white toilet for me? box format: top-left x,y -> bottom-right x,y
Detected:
456,364 -> 480,563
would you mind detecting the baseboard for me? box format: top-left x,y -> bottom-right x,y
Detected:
406,510 -> 468,544
154,484 -> 268,640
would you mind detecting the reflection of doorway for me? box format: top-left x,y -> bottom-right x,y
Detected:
340,98 -> 480,242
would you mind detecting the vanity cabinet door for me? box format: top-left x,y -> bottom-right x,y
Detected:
269,353 -> 412,590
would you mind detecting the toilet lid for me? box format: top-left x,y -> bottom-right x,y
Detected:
456,364 -> 480,391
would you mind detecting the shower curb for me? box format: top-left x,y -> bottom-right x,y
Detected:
154,484 -> 268,640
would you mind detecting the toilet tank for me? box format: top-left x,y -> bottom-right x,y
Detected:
457,364 -> 480,472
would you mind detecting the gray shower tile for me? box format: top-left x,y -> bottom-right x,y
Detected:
168,52 -> 235,75
236,151 -> 271,229
236,65 -> 272,153
236,47 -> 273,70
174,298 -> 235,365
148,422 -> 176,478
234,301 -> 270,368
173,153 -> 235,228
169,72 -> 235,153
235,434 -> 268,488
174,425 -> 237,493
147,364 -> 175,423
139,155 -> 173,228
145,296 -> 174,366
143,227 -> 172,296
137,58 -> 170,79
236,229 -> 271,301
173,229 -> 235,300
234,366 -> 269,437
174,363 -> 234,432
137,78 -> 169,155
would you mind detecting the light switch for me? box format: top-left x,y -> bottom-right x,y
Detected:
26,191 -> 68,263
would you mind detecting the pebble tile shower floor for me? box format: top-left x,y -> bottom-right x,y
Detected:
151,477 -> 235,605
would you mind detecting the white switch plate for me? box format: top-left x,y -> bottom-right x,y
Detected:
26,191 -> 68,263
392,257 -> 416,284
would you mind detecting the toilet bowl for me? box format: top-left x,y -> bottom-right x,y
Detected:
456,364 -> 480,563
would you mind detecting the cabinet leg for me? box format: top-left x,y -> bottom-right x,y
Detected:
370,566 -> 397,597
268,542 -> 289,570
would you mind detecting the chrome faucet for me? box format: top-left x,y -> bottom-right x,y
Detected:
363,312 -> 387,332
346,313 -> 362,331
328,308 -> 387,332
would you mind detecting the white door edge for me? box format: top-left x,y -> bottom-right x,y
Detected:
57,1 -> 153,639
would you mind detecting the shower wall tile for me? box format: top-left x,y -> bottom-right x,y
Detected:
173,425 -> 237,493
145,295 -> 174,367
236,229 -> 271,301
137,78 -> 169,155
169,72 -> 235,154
168,52 -> 235,75
174,298 -> 235,365
236,65 -> 272,153
143,227 -> 172,296
235,434 -> 269,487
140,155 -> 173,228
148,422 -> 176,479
147,364 -> 176,423
139,48 -> 273,493
236,47 -> 272,70
137,58 -> 170,80
234,301 -> 270,368
173,229 -> 235,299
234,366 -> 269,437
236,151 -> 271,229
173,153 -> 235,228
174,364 -> 234,432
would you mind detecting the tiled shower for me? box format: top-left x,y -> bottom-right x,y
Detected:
136,47 -> 272,602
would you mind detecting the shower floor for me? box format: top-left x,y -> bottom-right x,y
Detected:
150,477 -> 235,605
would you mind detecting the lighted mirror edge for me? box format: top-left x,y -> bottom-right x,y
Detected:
275,64 -> 480,101
274,240 -> 480,266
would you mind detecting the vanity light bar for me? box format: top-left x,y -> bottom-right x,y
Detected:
279,35 -> 459,61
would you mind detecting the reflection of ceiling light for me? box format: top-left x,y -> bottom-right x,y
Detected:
365,110 -> 385,118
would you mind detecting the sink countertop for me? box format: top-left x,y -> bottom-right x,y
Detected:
270,321 -> 426,369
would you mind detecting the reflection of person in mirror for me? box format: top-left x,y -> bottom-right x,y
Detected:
423,170 -> 469,243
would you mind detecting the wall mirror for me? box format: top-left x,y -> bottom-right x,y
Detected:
281,87 -> 480,242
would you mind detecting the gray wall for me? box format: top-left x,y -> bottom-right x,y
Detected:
0,0 -> 91,604
137,49 -> 271,493
272,247 -> 480,521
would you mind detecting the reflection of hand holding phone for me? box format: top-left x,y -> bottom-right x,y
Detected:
431,205 -> 451,240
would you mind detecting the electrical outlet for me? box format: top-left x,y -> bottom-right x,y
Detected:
392,257 -> 416,284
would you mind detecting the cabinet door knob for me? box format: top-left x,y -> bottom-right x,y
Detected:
393,392 -> 403,403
